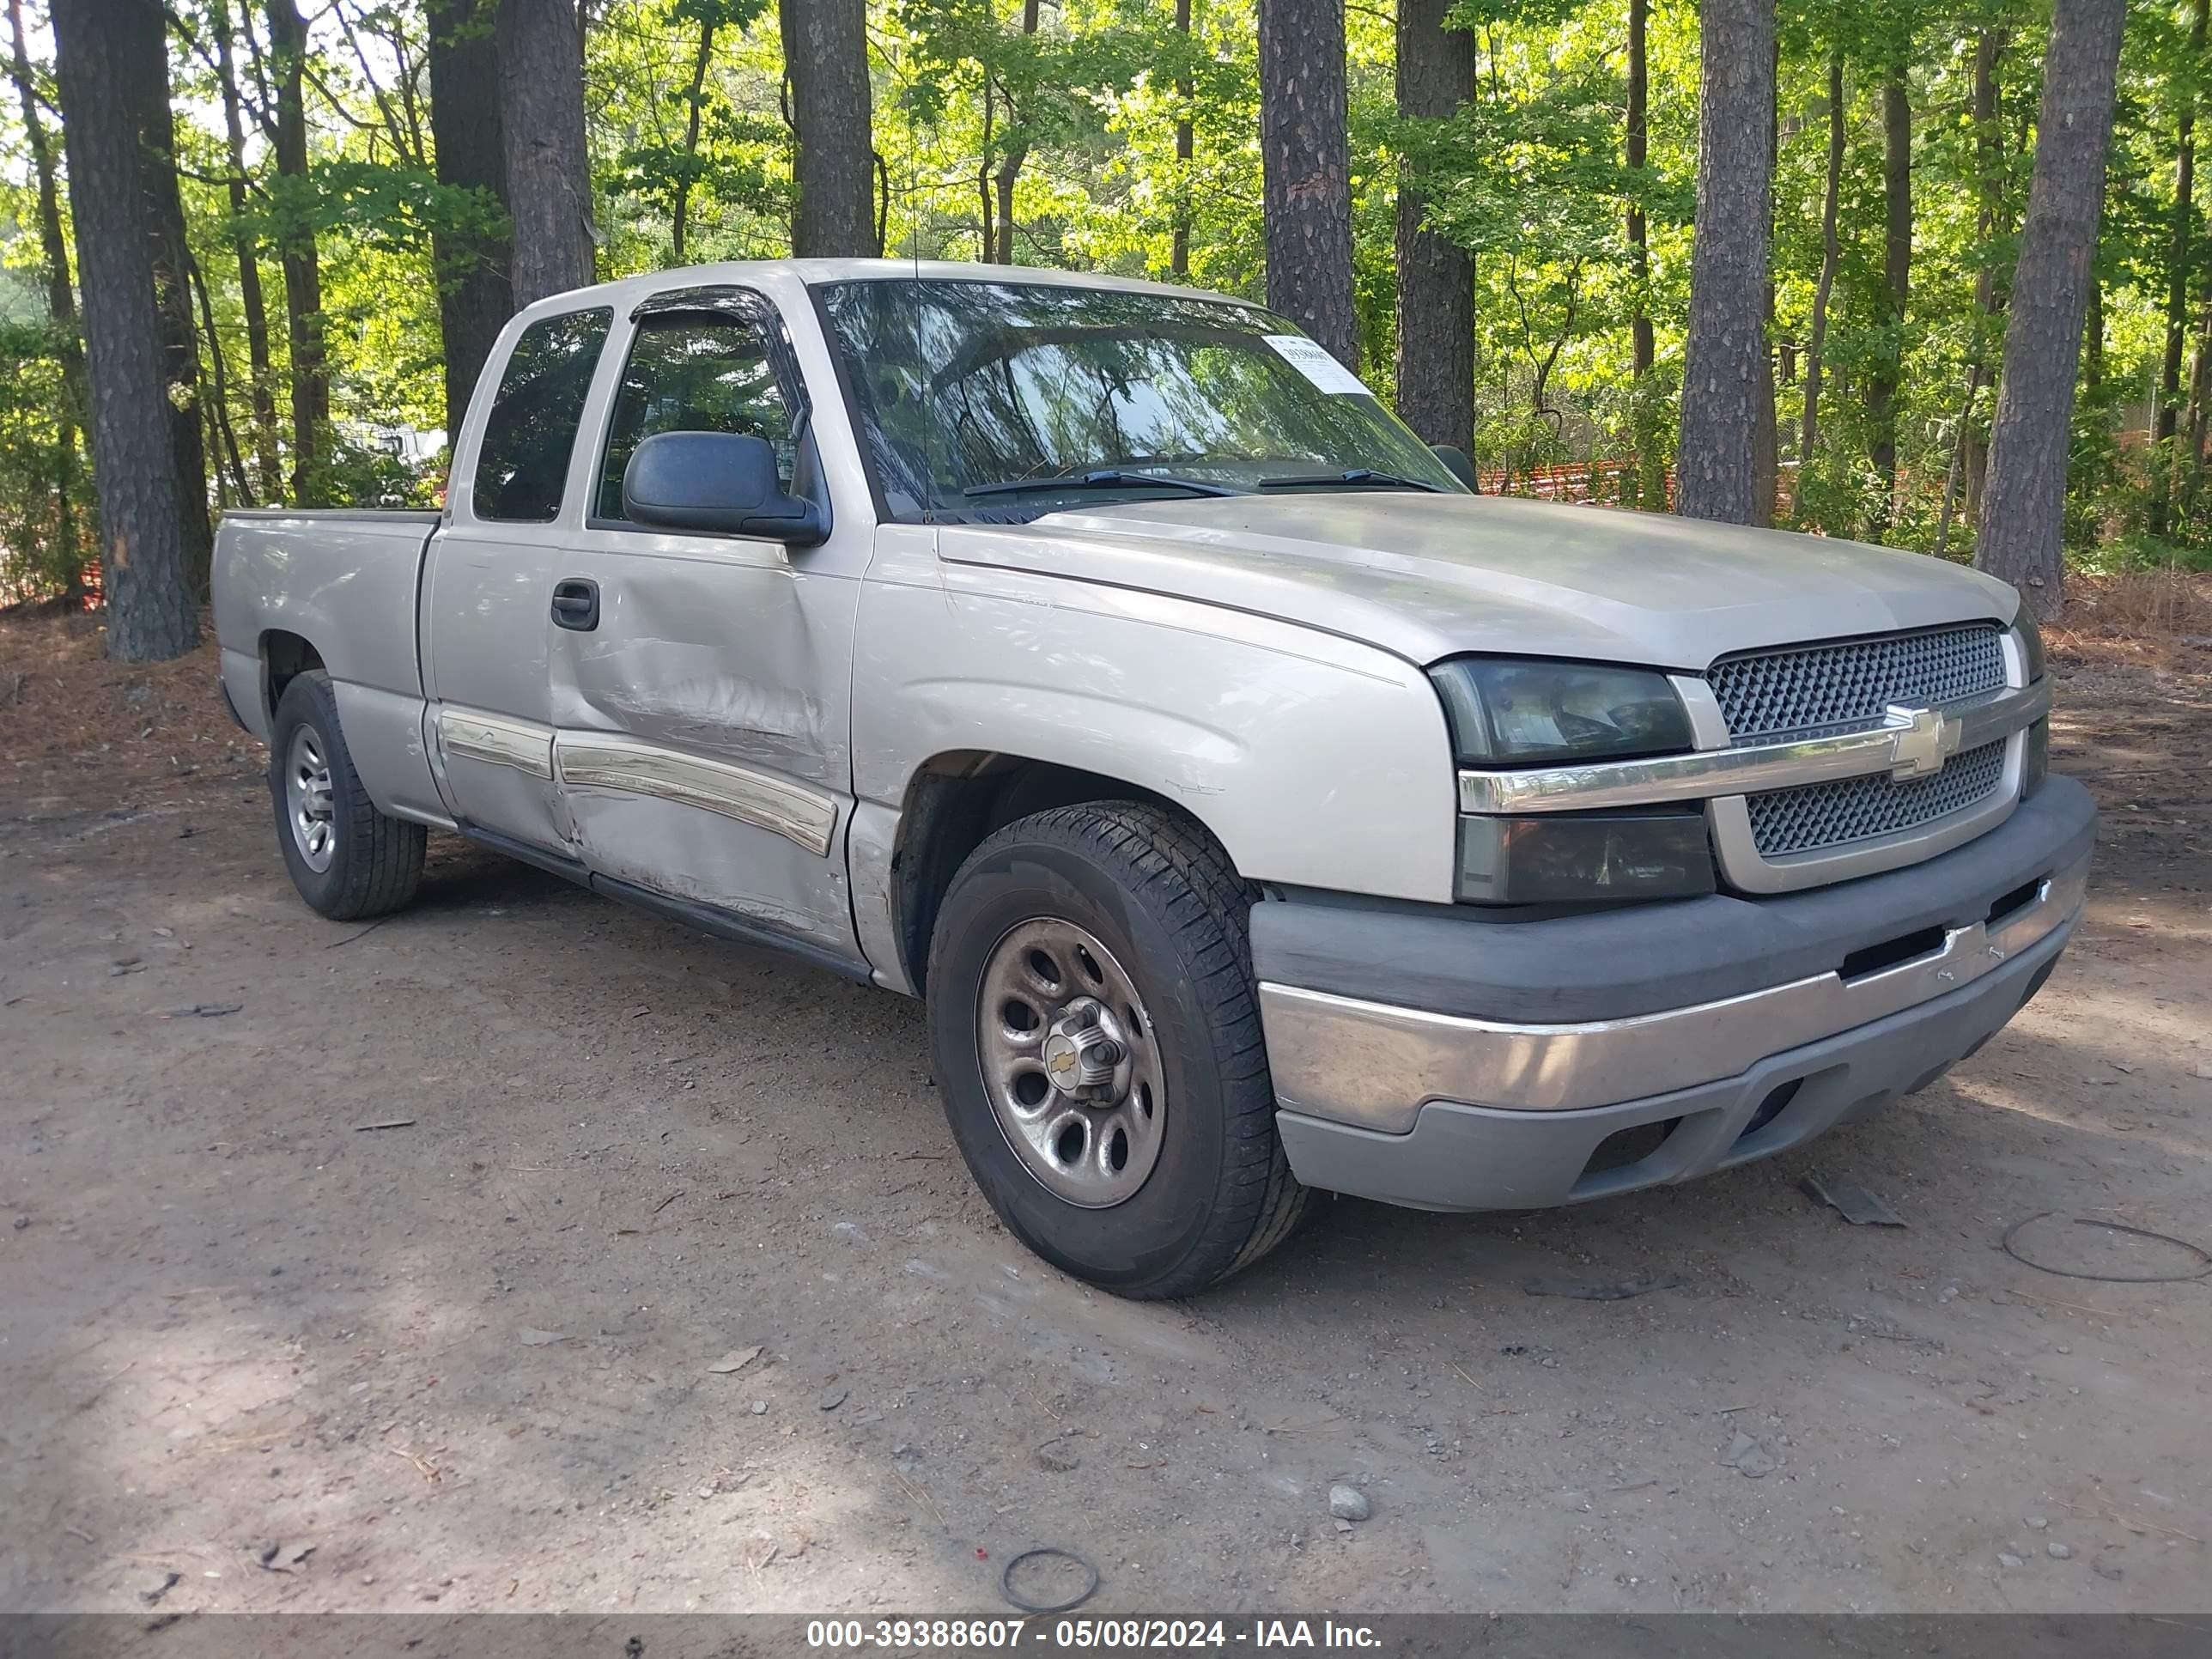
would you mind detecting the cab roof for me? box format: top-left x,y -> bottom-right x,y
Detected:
510,258 -> 1251,325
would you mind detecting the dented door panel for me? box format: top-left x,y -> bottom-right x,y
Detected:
550,547 -> 848,787
552,766 -> 855,951
546,528 -> 863,956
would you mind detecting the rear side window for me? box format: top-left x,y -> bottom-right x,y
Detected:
597,313 -> 795,522
471,307 -> 613,522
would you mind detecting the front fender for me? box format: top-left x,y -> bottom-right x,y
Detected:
852,530 -> 1459,904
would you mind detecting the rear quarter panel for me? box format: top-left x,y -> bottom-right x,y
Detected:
212,509 -> 447,822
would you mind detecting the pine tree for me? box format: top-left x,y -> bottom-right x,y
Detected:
50,0 -> 201,660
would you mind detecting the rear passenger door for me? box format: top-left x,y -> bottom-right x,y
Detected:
423,305 -> 613,858
543,286 -> 865,963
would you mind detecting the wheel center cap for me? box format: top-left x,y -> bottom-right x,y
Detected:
1042,1000 -> 1126,1099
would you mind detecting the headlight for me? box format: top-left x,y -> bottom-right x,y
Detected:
1430,658 -> 1695,766
1433,658 -> 1709,904
1455,811 -> 1714,904
2011,615 -> 2046,683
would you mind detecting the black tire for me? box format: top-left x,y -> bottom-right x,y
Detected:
926,801 -> 1307,1298
267,671 -> 426,921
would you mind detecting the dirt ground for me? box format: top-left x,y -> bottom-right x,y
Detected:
3,598 -> 2209,1620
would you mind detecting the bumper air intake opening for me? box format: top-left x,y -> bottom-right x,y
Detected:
1736,1079 -> 1803,1146
1582,1116 -> 1683,1177
1985,878 -> 2044,930
1839,926 -> 1947,982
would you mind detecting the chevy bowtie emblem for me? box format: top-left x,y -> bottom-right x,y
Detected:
1883,703 -> 1962,780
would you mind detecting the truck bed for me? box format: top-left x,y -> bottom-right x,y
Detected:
212,508 -> 445,822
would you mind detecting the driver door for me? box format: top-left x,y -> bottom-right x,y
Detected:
543,287 -> 864,964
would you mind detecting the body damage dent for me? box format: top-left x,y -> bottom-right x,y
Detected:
553,734 -> 838,857
437,708 -> 556,779
562,785 -> 853,951
573,635 -> 829,747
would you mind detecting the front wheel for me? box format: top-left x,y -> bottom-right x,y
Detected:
267,671 -> 426,921
926,802 -> 1306,1297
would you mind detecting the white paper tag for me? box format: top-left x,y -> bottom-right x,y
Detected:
1262,334 -> 1371,396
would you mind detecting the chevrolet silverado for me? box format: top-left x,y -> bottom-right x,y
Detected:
213,260 -> 2094,1297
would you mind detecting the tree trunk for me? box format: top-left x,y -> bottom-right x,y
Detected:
873,149 -> 890,256
1675,0 -> 1774,524
1627,0 -> 1659,507
1934,360 -> 1984,560
1935,30 -> 2005,560
7,0 -> 79,399
1865,64 -> 1912,542
6,0 -> 85,581
672,16 -> 715,261
1171,0 -> 1193,277
121,5 -> 213,592
781,0 -> 875,258
1798,52 -> 1844,476
2153,0 -> 2208,534
992,145 -> 1018,264
1975,0 -> 2127,617
1966,40 -> 2018,528
212,6 -> 283,501
497,0 -> 594,306
2082,276 -> 2104,393
1752,32 -> 1780,523
1962,424 -> 1987,526
2185,295 -> 2212,505
991,0 -> 1040,265
428,0 -> 514,445
189,254 -> 255,504
976,81 -> 997,262
1393,0 -> 1474,459
1259,0 -> 1358,368
267,0 -> 328,500
50,0 -> 200,659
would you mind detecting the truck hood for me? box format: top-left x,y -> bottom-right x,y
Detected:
937,492 -> 2020,671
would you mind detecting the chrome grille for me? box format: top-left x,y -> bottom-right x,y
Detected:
1711,623 -> 2006,744
1747,739 -> 2007,858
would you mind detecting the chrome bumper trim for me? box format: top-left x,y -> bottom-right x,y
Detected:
1455,678 -> 2049,816
1260,854 -> 2085,1128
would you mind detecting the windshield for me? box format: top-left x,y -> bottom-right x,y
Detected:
816,279 -> 1465,521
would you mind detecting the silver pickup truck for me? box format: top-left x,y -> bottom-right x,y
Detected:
214,259 -> 2095,1297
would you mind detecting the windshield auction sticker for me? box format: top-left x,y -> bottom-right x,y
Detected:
1261,333 -> 1371,396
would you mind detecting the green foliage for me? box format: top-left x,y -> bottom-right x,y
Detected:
0,0 -> 2197,578
590,0 -> 793,268
0,310 -> 87,602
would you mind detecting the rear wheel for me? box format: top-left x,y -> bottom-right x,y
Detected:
927,802 -> 1306,1297
267,671 -> 426,921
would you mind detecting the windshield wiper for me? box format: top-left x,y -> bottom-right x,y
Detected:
964,469 -> 1244,500
1255,467 -> 1443,493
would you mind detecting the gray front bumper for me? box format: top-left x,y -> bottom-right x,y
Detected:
1273,910 -> 2071,1212
1256,774 -> 2095,1212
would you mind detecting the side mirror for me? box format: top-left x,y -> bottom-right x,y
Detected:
622,430 -> 828,546
1430,444 -> 1479,491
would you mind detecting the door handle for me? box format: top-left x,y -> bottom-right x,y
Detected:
550,578 -> 599,631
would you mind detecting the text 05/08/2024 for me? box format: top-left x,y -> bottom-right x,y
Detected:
804,1618 -> 1385,1650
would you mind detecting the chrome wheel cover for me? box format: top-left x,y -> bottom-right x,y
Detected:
285,724 -> 337,873
975,917 -> 1167,1208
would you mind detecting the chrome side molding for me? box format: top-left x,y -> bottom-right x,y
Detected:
1456,678 -> 2050,816
554,732 -> 839,858
437,708 -> 556,780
